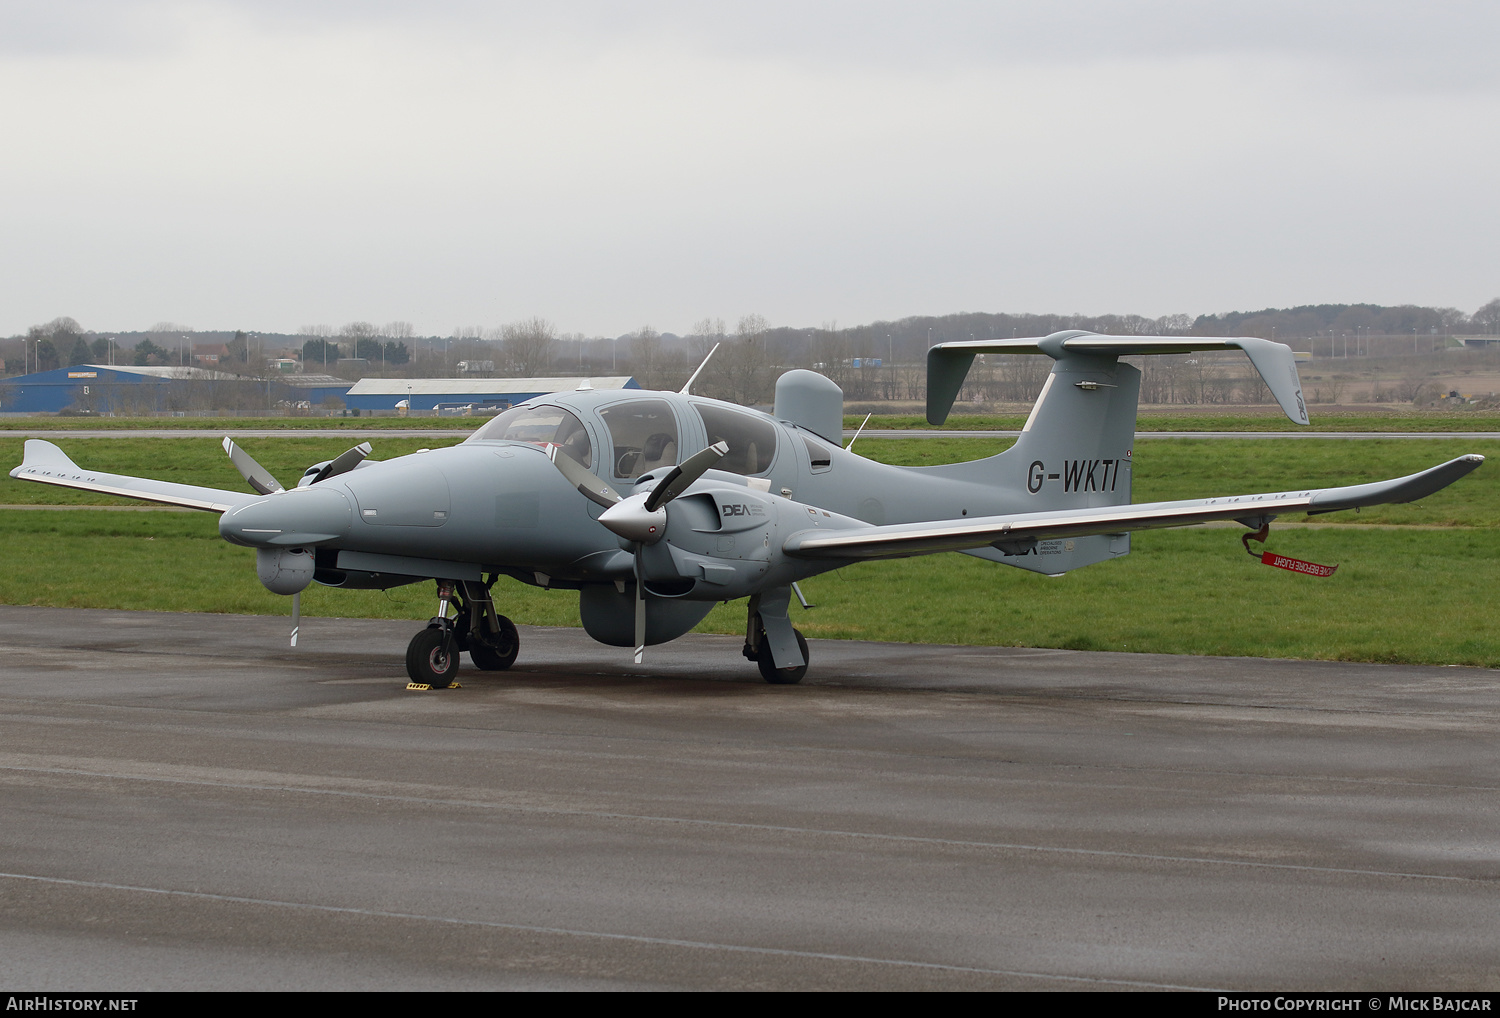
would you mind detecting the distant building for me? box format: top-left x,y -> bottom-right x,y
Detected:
0,364 -> 229,413
0,364 -> 351,414
193,343 -> 229,366
276,374 -> 355,408
343,376 -> 640,413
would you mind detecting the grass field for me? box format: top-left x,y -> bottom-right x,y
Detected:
850,412 -> 1500,432
4,409 -> 1499,433
2,432 -> 1494,667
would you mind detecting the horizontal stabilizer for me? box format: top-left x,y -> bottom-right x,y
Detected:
10,439 -> 258,513
784,455 -> 1484,561
927,332 -> 1308,425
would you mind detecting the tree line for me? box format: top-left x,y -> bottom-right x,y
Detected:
6,298 -> 1499,407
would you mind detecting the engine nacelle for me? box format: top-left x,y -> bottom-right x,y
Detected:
256,547 -> 316,595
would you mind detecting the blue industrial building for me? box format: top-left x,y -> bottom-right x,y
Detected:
0,365 -> 351,414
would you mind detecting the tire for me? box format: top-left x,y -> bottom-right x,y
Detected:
756,623 -> 808,685
469,616 -> 519,671
406,627 -> 460,688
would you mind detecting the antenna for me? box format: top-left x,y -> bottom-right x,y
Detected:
845,412 -> 872,453
679,343 -> 721,395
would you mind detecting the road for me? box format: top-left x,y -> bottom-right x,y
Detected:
2,607 -> 1498,990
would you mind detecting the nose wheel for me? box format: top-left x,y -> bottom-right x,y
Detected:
406,627 -> 460,688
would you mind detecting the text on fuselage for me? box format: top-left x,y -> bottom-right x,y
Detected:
1027,459 -> 1123,494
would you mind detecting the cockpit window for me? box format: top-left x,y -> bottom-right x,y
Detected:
691,402 -> 776,475
599,399 -> 678,480
466,404 -> 592,468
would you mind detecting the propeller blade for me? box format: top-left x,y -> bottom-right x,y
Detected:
547,444 -> 623,508
290,591 -> 300,648
633,550 -> 645,665
222,437 -> 284,494
311,442 -> 372,484
642,441 -> 729,512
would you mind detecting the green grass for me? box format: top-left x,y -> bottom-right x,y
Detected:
849,413 -> 1500,432
8,435 -> 1493,523
1,509 -> 1494,667
0,436 -> 469,506
4,408 -> 1497,433
0,416 -> 476,430
3,434 -> 1494,666
851,437 -> 1500,527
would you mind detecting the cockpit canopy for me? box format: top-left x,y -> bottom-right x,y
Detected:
466,396 -> 780,480
467,405 -> 592,468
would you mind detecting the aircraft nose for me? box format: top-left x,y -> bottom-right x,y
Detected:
218,486 -> 353,548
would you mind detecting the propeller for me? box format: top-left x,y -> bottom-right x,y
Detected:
548,441 -> 729,663
547,444 -> 624,508
222,437 -> 284,494
309,442 -> 372,484
223,437 -> 372,492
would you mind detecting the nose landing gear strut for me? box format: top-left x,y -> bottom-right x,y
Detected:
404,577 -> 519,688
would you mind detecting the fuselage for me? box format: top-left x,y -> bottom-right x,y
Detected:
218,386 -> 1035,593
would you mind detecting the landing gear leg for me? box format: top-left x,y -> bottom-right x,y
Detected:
406,580 -> 461,688
743,588 -> 808,685
460,577 -> 519,671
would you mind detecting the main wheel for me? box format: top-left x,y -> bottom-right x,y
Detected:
469,615 -> 520,671
407,627 -> 460,688
755,623 -> 808,685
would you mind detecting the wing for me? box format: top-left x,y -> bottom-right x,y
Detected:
9,439 -> 259,513
784,455 -> 1484,561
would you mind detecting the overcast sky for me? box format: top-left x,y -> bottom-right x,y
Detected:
3,0 -> 1497,338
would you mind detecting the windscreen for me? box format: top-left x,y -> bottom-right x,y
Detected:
466,404 -> 592,468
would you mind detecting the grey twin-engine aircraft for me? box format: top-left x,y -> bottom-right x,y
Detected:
11,332 -> 1484,686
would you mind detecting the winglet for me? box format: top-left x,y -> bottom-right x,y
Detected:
1309,454 -> 1485,513
10,439 -> 82,477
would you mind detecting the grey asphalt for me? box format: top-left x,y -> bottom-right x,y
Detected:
2,606 -> 1498,990
6,428 -> 1499,440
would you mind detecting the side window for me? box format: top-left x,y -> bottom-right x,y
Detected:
692,402 -> 777,476
600,399 -> 679,480
466,405 -> 592,469
803,435 -> 833,473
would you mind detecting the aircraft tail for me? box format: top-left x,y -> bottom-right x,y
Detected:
921,330 -> 1307,574
929,347 -> 1140,573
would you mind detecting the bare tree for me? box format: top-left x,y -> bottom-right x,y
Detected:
688,317 -> 726,364
500,317 -> 557,377
718,314 -> 774,404
1473,298 -> 1500,335
629,325 -> 664,387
